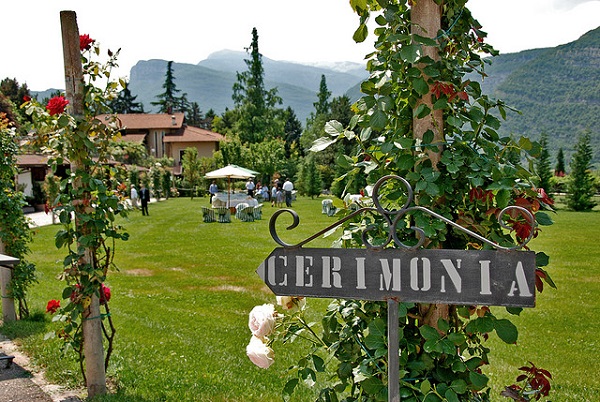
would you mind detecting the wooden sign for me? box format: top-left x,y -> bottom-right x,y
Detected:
257,247 -> 536,307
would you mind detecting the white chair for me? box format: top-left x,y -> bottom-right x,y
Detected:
202,206 -> 216,223
253,204 -> 263,220
322,199 -> 333,214
214,206 -> 231,223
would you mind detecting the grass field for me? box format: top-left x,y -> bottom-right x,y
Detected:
1,196 -> 599,401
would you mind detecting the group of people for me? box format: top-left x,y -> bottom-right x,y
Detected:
129,184 -> 151,215
270,178 -> 294,208
208,177 -> 294,208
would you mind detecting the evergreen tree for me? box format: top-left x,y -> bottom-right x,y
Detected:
181,147 -> 203,199
187,101 -> 203,127
231,28 -> 284,143
329,95 -> 354,127
0,78 -> 31,128
536,132 -> 553,193
300,153 -> 323,198
152,61 -> 182,114
313,74 -> 331,116
111,84 -> 144,113
0,78 -> 30,106
566,132 -> 596,211
555,148 -> 565,176
177,92 -> 191,114
283,106 -> 303,157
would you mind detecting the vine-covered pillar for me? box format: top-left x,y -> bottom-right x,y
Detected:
411,1 -> 449,327
60,10 -> 107,397
0,240 -> 17,322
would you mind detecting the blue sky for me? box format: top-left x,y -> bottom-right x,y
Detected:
3,0 -> 599,90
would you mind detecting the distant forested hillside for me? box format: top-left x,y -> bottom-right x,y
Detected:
472,26 -> 600,167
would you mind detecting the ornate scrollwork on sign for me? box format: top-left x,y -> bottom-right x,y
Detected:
269,175 -> 536,251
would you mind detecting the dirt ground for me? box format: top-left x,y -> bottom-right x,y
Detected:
0,334 -> 84,402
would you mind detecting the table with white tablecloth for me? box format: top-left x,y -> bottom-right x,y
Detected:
211,192 -> 258,208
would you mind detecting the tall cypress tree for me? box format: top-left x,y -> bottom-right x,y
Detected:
152,61 -> 182,114
231,28 -> 283,144
555,148 -> 565,176
566,132 -> 596,211
536,132 -> 553,193
313,74 -> 331,116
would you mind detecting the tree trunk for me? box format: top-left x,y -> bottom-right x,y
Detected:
411,0 -> 449,326
60,10 -> 107,397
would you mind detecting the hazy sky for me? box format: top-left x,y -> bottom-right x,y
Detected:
3,0 -> 599,90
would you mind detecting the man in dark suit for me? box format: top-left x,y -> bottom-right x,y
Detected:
139,184 -> 150,216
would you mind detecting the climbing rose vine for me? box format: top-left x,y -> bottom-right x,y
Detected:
23,33 -> 127,382
246,1 -> 555,401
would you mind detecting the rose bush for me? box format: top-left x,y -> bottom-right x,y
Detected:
23,33 -> 127,382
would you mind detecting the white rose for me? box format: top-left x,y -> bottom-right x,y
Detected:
246,336 -> 275,369
248,304 -> 276,338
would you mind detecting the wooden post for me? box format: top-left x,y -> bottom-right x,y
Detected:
411,1 -> 449,326
60,10 -> 107,397
0,240 -> 17,323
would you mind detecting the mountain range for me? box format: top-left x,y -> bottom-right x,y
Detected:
34,26 -> 600,168
127,50 -> 368,125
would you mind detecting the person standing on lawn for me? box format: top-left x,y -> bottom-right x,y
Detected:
130,184 -> 139,209
283,178 -> 294,208
246,178 -> 255,197
209,180 -> 218,203
139,184 -> 150,216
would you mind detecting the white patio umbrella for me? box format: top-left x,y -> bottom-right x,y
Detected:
205,164 -> 258,207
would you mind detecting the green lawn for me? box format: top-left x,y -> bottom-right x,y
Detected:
1,196 -> 599,401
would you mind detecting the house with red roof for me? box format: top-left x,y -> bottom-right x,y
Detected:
104,113 -> 225,174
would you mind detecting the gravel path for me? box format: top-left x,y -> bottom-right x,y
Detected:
0,334 -> 83,402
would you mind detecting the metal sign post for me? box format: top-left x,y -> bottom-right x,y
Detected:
256,176 -> 537,402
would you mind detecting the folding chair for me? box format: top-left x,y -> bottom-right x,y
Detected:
215,206 -> 231,223
253,204 -> 263,220
202,206 -> 216,223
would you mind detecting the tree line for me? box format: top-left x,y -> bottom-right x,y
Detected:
1,27 -> 597,211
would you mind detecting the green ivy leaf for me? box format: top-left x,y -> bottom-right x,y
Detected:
447,116 -> 462,128
414,104 -> 431,119
444,389 -> 460,402
353,23 -> 369,43
282,378 -> 298,402
412,76 -> 429,96
370,109 -> 389,130
494,318 -> 518,344
535,212 -> 554,226
469,371 -> 489,390
299,367 -> 316,387
535,252 -> 550,267
420,325 -> 440,340
398,154 -> 416,170
312,354 -> 325,372
399,44 -> 420,64
361,376 -> 386,395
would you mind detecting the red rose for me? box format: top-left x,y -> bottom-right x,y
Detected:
46,96 -> 69,116
100,284 -> 111,304
46,299 -> 61,314
22,95 -> 31,102
79,34 -> 95,51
